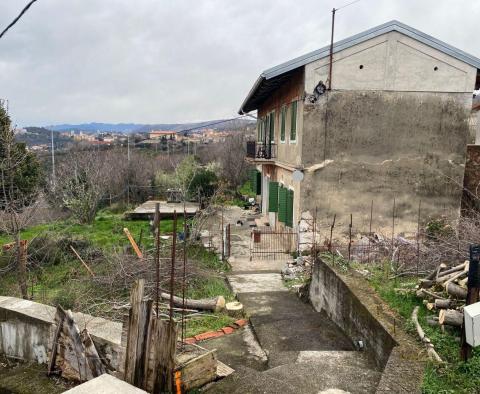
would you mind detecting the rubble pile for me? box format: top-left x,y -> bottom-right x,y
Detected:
281,255 -> 313,281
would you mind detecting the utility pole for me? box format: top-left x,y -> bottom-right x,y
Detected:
50,129 -> 56,186
127,134 -> 131,162
127,134 -> 130,207
328,7 -> 336,91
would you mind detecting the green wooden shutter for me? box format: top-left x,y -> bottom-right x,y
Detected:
256,171 -> 262,195
286,189 -> 294,227
268,182 -> 279,212
290,101 -> 297,141
249,169 -> 262,195
278,186 -> 287,223
280,106 -> 286,142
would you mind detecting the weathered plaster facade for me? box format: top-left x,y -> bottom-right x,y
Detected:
243,21 -> 480,232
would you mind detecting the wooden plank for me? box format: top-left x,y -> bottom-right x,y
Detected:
177,350 -> 217,392
124,279 -> 146,385
70,245 -> 95,276
47,312 -> 65,376
124,228 -> 144,259
216,360 -> 235,378
152,320 -> 178,394
80,329 -> 106,378
54,306 -> 94,382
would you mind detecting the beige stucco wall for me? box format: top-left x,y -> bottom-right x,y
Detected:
305,31 -> 477,97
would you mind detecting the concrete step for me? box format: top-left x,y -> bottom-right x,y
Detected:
295,350 -> 377,371
206,360 -> 382,394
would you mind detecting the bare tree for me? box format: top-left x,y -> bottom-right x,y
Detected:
51,150 -> 110,224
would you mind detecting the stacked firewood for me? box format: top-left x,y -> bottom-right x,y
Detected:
415,260 -> 469,327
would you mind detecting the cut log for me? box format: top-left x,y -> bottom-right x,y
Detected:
437,261 -> 468,278
160,293 -> 225,313
446,282 -> 467,299
425,263 -> 447,280
226,301 -> 243,318
426,302 -> 435,311
439,309 -> 463,327
419,279 -> 434,289
459,277 -> 468,288
434,299 -> 451,310
411,306 -> 443,363
416,288 -> 446,300
426,318 -> 439,326
443,265 -> 468,288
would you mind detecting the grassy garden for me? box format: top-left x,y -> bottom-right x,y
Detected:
0,209 -> 235,338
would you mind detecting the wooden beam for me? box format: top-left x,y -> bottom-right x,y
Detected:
70,245 -> 95,277
124,228 -> 143,259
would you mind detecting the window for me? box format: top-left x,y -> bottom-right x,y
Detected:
265,115 -> 270,144
280,106 -> 286,142
290,101 -> 297,142
269,111 -> 275,143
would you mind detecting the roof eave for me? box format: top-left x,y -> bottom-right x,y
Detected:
238,74 -> 265,114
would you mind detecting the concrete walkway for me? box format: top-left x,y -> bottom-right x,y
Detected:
206,213 -> 381,393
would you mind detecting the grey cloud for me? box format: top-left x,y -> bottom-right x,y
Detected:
0,0 -> 479,126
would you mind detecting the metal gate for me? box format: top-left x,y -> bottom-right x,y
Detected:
250,226 -> 298,260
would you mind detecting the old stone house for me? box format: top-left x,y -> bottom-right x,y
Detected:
241,20 -> 480,233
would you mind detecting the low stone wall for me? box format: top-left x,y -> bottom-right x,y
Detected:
0,296 -> 123,371
309,260 -> 425,393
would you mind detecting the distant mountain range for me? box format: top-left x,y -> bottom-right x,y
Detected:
45,118 -> 255,134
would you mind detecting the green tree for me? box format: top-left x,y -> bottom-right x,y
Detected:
0,103 -> 42,299
0,105 -> 41,210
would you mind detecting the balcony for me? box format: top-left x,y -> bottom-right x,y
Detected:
246,141 -> 277,161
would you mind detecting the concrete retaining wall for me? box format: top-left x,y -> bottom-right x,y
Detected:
0,296 -> 123,371
309,260 -> 396,368
309,260 -> 425,392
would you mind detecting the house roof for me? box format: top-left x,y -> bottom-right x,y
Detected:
239,20 -> 480,114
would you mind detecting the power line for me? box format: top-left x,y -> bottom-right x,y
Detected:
0,0 -> 38,40
335,0 -> 361,11
173,114 -> 251,135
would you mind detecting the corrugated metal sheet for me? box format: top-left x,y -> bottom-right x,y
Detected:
239,20 -> 480,114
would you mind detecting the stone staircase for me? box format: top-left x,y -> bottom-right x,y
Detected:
207,350 -> 382,393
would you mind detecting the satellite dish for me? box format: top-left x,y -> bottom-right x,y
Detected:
292,170 -> 304,182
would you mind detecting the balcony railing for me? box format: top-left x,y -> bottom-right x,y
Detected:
246,141 -> 277,160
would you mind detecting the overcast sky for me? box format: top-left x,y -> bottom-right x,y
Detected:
1,0 -> 480,127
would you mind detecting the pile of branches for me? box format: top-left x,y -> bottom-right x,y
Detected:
80,241 -> 225,322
